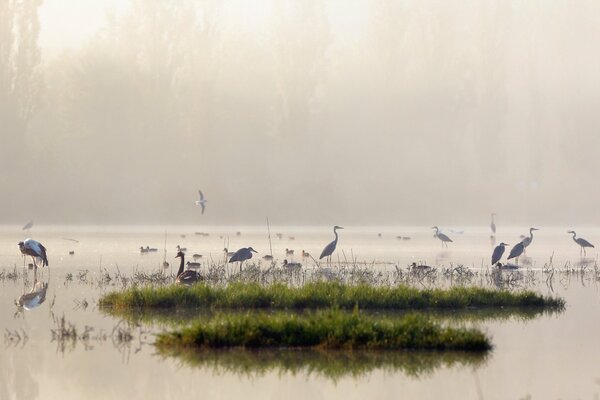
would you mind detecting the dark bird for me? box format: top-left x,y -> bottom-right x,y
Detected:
568,231 -> 595,256
195,190 -> 207,214
495,262 -> 519,270
431,226 -> 452,248
319,226 -> 343,263
229,247 -> 258,271
186,261 -> 201,269
491,242 -> 509,265
282,259 -> 302,269
507,241 -> 525,263
18,239 -> 48,269
175,251 -> 202,285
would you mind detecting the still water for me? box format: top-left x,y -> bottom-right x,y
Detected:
1,225 -> 599,400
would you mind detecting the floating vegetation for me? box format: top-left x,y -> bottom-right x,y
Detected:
155,310 -> 492,351
99,281 -> 565,311
158,347 -> 489,380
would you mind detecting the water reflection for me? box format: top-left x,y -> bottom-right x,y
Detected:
15,269 -> 48,312
157,348 -> 489,380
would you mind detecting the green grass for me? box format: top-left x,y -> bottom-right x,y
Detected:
157,347 -> 489,379
155,309 -> 491,351
99,281 -> 565,311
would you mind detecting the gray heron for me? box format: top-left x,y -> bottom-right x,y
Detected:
521,227 -> 539,253
195,190 -> 208,214
431,226 -> 453,248
229,247 -> 258,271
175,251 -> 202,285
490,214 -> 496,235
18,239 -> 48,269
491,242 -> 509,265
319,226 -> 343,264
568,231 -> 595,256
507,241 -> 525,264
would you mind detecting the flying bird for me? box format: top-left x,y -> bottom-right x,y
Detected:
22,220 -> 33,231
195,190 -> 208,214
320,226 -> 343,263
491,242 -> 509,265
18,239 -> 48,269
568,231 -> 595,256
431,226 -> 453,248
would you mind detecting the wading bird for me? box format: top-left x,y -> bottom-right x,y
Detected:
491,242 -> 509,265
319,226 -> 343,264
491,213 -> 496,235
175,251 -> 201,285
521,227 -> 539,253
568,231 -> 595,256
229,247 -> 258,271
195,190 -> 207,214
507,241 -> 525,264
18,239 -> 48,270
431,226 -> 452,248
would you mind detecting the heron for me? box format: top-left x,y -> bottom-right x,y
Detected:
507,241 -> 525,264
568,231 -> 595,256
490,213 -> 496,235
229,247 -> 258,271
18,239 -> 48,270
431,226 -> 452,248
175,251 -> 202,285
491,242 -> 509,265
521,227 -> 539,253
319,226 -> 343,265
195,190 -> 208,214
15,270 -> 48,311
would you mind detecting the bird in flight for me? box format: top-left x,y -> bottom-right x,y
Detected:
195,190 -> 208,214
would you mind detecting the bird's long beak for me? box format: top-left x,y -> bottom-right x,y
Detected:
251,249 -> 258,253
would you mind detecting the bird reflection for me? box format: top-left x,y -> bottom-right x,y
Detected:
15,269 -> 48,311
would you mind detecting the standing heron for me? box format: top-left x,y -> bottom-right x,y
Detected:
568,231 -> 595,256
229,247 -> 258,271
319,226 -> 343,265
521,227 -> 539,253
507,241 -> 525,264
491,242 -> 509,265
490,214 -> 496,235
431,226 -> 452,248
195,190 -> 208,214
18,239 -> 48,270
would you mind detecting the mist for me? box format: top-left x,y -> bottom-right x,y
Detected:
1,0 -> 599,227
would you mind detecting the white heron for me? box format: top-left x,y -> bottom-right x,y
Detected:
319,226 -> 343,265
568,231 -> 595,256
18,239 -> 48,269
431,226 -> 453,248
195,190 -> 208,214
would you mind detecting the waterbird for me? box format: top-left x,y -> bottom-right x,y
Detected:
568,231 -> 595,256
139,246 -> 149,253
69,251 -> 75,255
186,261 -> 201,269
18,239 -> 48,269
301,250 -> 310,258
22,220 -> 33,231
431,226 -> 452,248
175,251 -> 202,285
176,245 -> 186,252
195,190 -> 207,214
521,227 -> 539,252
507,242 -> 525,264
223,248 -> 235,257
16,277 -> 48,310
409,262 -> 433,272
262,254 -> 274,261
491,242 -> 509,265
490,213 -> 496,235
495,262 -> 519,270
319,226 -> 343,264
229,247 -> 258,271
192,253 -> 203,260
285,248 -> 294,256
282,259 -> 302,269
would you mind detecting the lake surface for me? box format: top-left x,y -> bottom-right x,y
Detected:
1,225 -> 599,400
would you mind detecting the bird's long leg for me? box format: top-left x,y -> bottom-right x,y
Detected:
583,247 -> 587,257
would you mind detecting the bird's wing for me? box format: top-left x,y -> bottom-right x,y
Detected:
201,203 -> 205,214
24,239 -> 43,257
319,241 -> 335,259
491,246 -> 504,264
198,190 -> 204,200
439,233 -> 452,242
580,238 -> 595,248
507,243 -> 523,259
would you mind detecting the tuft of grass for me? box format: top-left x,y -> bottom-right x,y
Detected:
155,309 -> 491,351
99,281 -> 565,311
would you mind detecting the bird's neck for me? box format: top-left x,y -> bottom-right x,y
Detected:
572,232 -> 577,240
334,229 -> 339,242
529,229 -> 535,238
177,256 -> 185,276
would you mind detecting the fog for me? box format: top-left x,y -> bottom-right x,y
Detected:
1,0 -> 599,226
